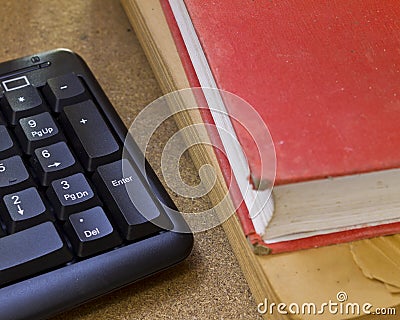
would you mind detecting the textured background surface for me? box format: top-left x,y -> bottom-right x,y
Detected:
0,1 -> 260,319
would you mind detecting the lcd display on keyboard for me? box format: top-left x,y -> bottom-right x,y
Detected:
0,49 -> 193,320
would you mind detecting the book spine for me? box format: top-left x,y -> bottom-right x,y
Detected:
162,0 -> 273,254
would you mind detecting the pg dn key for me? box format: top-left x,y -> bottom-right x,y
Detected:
47,173 -> 101,220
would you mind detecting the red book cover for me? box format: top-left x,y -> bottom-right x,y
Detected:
161,0 -> 400,253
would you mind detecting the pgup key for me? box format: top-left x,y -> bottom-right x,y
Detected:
15,112 -> 64,155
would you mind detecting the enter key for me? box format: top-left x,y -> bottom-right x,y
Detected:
93,159 -> 172,241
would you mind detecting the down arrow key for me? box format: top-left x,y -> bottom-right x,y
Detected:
2,187 -> 52,233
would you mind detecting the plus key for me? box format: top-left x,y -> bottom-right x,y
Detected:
60,100 -> 121,171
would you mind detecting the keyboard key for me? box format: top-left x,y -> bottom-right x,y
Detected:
60,100 -> 120,171
47,173 -> 101,220
31,141 -> 81,186
1,85 -> 45,125
0,226 -> 5,238
0,221 -> 72,286
0,155 -> 32,196
2,187 -> 51,233
93,159 -> 170,241
64,207 -> 121,258
42,73 -> 88,112
15,112 -> 64,155
0,125 -> 20,159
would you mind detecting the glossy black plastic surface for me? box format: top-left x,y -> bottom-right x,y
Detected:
0,49 -> 193,320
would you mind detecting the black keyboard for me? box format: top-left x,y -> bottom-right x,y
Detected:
0,49 -> 193,320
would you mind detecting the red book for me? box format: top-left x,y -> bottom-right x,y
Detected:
162,0 -> 400,253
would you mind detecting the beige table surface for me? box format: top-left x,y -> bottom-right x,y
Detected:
0,1 -> 261,319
